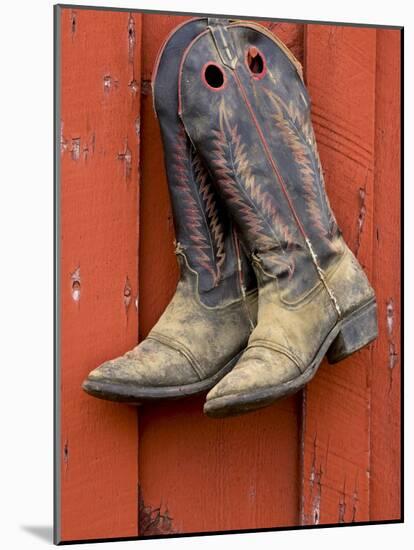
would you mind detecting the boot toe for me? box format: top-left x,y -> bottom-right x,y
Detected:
82,337 -> 200,399
204,346 -> 302,416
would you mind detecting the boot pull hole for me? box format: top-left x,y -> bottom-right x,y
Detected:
246,47 -> 266,78
203,63 -> 225,89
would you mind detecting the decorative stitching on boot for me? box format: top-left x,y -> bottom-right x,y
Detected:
191,151 -> 226,279
172,125 -> 226,287
174,246 -> 258,311
148,331 -> 206,380
230,68 -> 342,317
210,101 -> 298,278
246,339 -> 304,372
265,88 -> 339,247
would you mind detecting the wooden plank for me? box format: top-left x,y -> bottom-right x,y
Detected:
59,7 -> 141,541
370,29 -> 401,521
301,25 -> 377,525
138,15 -> 303,534
139,398 -> 300,534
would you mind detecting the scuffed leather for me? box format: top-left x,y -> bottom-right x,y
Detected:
82,19 -> 258,398
86,257 -> 258,387
177,20 -> 376,410
207,247 -> 374,400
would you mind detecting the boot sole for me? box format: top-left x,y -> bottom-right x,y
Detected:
204,299 -> 378,418
81,351 -> 243,404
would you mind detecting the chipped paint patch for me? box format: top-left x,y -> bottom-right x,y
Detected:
128,14 -> 136,63
71,267 -> 81,302
309,433 -> 322,525
355,185 -> 366,256
118,142 -> 132,179
139,487 -> 175,535
386,298 -> 398,390
71,138 -> 81,161
128,79 -> 139,94
103,75 -> 119,92
60,121 -> 68,154
70,10 -> 76,38
63,440 -> 69,472
124,277 -> 132,309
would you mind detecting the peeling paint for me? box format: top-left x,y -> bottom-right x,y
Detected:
71,138 -> 81,161
71,267 -> 81,302
351,488 -> 359,522
63,440 -> 69,472
63,441 -> 69,462
83,134 -> 96,161
338,480 -> 346,523
386,298 -> 398,391
103,75 -> 119,92
60,121 -> 68,154
70,10 -> 76,38
309,433 -> 322,525
103,75 -> 112,91
386,299 -> 394,336
124,277 -> 132,310
355,186 -> 366,256
129,79 -> 139,94
118,142 -> 132,179
139,486 -> 175,535
128,14 -> 136,63
311,466 -> 322,525
388,342 -> 398,371
62,131 -> 95,161
338,496 -> 346,523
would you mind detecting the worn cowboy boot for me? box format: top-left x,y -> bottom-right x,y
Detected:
82,19 -> 257,403
178,19 -> 378,417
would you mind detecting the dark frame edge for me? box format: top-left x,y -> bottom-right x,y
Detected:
53,3 -> 62,546
400,25 -> 404,525
57,518 -> 403,545
55,3 -> 403,30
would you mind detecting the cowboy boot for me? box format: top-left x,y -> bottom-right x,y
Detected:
82,18 -> 257,403
178,19 -> 378,417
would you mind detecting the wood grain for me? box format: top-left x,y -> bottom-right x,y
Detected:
59,7 -> 141,541
57,10 -> 401,540
301,25 -> 377,525
137,15 -> 304,534
370,29 -> 401,520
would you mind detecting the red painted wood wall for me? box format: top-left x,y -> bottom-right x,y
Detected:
57,6 -> 401,542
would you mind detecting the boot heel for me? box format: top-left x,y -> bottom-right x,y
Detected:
327,301 -> 378,364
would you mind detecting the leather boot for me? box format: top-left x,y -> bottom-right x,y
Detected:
178,19 -> 378,417
82,19 -> 257,403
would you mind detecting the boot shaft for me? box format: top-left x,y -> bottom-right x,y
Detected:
152,18 -> 256,307
178,20 -> 344,308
